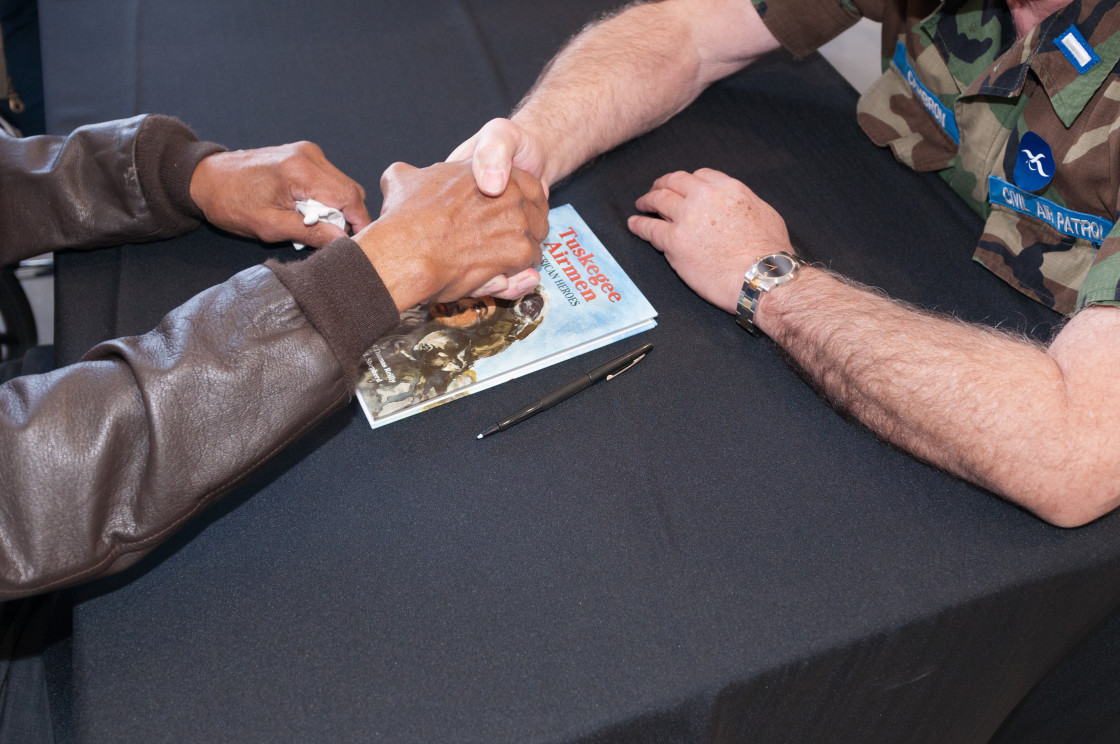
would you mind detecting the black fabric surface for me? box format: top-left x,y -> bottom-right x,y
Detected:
0,596 -> 54,744
36,1 -> 1120,742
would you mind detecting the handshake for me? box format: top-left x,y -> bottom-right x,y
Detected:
188,135 -> 552,314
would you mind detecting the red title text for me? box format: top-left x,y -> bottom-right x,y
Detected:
544,227 -> 622,303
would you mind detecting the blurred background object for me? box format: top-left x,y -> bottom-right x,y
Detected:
1,0 -> 45,135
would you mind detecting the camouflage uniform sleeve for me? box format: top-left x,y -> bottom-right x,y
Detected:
1076,227 -> 1120,311
749,0 -> 881,57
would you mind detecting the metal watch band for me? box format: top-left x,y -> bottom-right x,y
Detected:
736,283 -> 764,336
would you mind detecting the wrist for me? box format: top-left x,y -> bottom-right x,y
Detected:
176,142 -> 226,217
187,155 -> 214,218
753,264 -> 826,337
352,221 -> 436,312
267,237 -> 399,373
735,250 -> 803,336
135,114 -> 224,222
509,111 -> 564,187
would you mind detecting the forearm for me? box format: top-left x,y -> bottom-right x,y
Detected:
757,268 -> 1116,526
514,0 -> 773,185
0,240 -> 399,598
0,114 -> 222,263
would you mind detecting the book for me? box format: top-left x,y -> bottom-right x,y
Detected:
356,203 -> 658,429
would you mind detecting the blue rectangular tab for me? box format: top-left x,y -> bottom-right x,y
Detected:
1055,26 -> 1100,75
892,41 -> 960,145
988,176 -> 1113,244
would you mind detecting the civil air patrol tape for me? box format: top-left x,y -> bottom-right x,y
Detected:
989,175 -> 1112,244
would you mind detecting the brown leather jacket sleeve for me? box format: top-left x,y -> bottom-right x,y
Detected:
0,111 -> 401,598
0,114 -> 224,264
0,238 -> 400,599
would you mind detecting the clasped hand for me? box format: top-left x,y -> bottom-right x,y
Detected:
189,140 -> 550,307
447,117 -> 551,198
354,160 -> 550,311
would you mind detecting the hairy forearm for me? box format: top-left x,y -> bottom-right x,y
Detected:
757,268 -> 1119,526
513,0 -> 769,185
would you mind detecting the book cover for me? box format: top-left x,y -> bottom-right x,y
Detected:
356,203 -> 658,429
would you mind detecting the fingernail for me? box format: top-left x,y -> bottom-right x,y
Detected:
480,169 -> 504,194
517,273 -> 539,293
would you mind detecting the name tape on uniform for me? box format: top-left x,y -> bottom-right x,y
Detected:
989,175 -> 1113,244
892,41 -> 960,145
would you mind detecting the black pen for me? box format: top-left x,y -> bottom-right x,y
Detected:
477,342 -> 653,439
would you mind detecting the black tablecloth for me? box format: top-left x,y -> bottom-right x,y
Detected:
37,1 -> 1120,742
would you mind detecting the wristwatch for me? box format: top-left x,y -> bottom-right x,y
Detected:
736,251 -> 804,336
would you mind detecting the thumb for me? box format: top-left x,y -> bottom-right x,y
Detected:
298,219 -> 349,248
447,134 -> 478,163
473,148 -> 513,197
471,119 -> 525,196
269,210 -> 348,248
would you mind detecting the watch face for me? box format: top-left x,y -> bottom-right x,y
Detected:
757,253 -> 796,278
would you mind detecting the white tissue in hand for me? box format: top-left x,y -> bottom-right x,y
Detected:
293,198 -> 347,249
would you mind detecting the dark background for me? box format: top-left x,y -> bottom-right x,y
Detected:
32,0 -> 1120,741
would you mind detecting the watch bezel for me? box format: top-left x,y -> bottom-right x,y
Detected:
736,251 -> 803,336
744,251 -> 800,292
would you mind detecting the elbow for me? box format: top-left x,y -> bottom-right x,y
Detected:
1037,508 -> 1105,530
987,436 -> 1120,528
0,564 -> 49,602
1015,480 -> 1120,529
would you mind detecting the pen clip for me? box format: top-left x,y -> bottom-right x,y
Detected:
605,352 -> 647,381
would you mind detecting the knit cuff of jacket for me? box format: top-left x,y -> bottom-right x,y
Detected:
267,237 -> 401,380
133,114 -> 227,231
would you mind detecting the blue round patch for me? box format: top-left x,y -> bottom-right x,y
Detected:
1013,131 -> 1055,192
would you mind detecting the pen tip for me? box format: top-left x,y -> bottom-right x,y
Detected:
478,424 -> 498,439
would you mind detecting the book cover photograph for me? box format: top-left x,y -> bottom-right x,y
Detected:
356,204 -> 658,429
